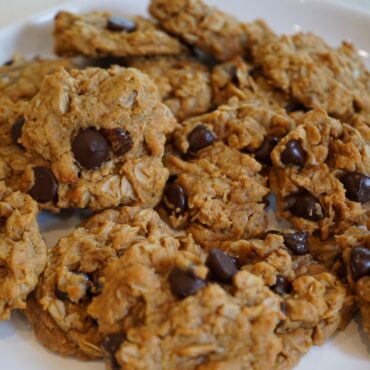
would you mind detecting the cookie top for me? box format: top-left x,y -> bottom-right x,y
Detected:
127,56 -> 212,121
270,109 -> 370,239
253,33 -> 370,119
149,0 -> 274,61
0,54 -> 71,101
26,207 -> 194,359
21,66 -> 176,210
54,11 -> 186,58
0,181 -> 46,320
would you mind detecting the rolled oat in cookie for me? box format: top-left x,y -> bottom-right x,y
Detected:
26,207 -> 184,359
270,108 -> 370,239
127,56 -> 212,121
218,233 -> 355,370
21,66 -> 176,211
337,227 -> 370,337
54,11 -> 186,58
253,33 -> 370,119
149,0 -> 274,61
0,181 -> 46,320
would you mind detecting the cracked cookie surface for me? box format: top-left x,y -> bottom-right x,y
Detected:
21,66 -> 176,211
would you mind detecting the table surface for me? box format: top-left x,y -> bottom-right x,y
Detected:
0,0 -> 370,28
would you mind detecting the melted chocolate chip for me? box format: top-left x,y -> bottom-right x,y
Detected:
28,167 -> 58,203
281,140 -> 306,167
72,129 -> 110,169
206,248 -> 238,284
254,136 -> 279,165
164,183 -> 187,215
10,116 -> 25,146
169,267 -> 206,298
55,288 -> 68,301
187,125 -> 216,154
271,275 -> 292,295
350,246 -> 370,281
284,191 -> 323,221
101,128 -> 133,156
341,172 -> 370,203
282,231 -> 310,255
102,332 -> 125,370
107,16 -> 136,32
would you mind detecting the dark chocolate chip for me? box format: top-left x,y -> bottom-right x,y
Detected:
101,128 -> 133,156
254,136 -> 279,165
107,16 -> 136,32
28,167 -> 58,203
0,216 -> 6,227
249,66 -> 263,78
271,275 -> 292,295
341,172 -> 370,203
164,183 -> 187,215
206,248 -> 238,284
169,267 -> 206,298
55,288 -> 68,301
282,231 -> 310,255
281,140 -> 306,167
72,129 -> 110,169
284,192 -> 323,221
187,125 -> 216,153
285,101 -> 309,113
10,116 -> 25,146
102,332 -> 125,370
350,246 -> 370,281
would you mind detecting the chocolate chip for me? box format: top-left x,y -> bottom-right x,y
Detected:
102,332 -> 125,370
107,16 -> 136,32
249,66 -> 262,78
284,192 -> 323,221
206,248 -> 238,284
254,136 -> 279,165
10,116 -> 25,146
285,101 -> 309,113
164,183 -> 187,215
350,246 -> 370,281
282,231 -> 310,255
341,172 -> 370,203
169,267 -> 206,298
28,167 -> 58,203
280,301 -> 288,315
101,128 -> 133,156
271,275 -> 292,295
55,288 -> 68,301
72,129 -> 110,169
187,125 -> 216,154
281,140 -> 306,167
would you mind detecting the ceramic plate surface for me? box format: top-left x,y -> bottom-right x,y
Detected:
0,0 -> 369,369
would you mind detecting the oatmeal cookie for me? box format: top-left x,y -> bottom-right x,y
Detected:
337,227 -> 370,337
0,54 -> 71,101
0,181 -> 46,320
127,56 -> 212,121
253,33 -> 370,118
54,11 -> 186,58
149,0 -> 274,61
160,141 -> 269,247
270,108 -> 370,239
26,207 -> 183,359
21,66 -> 176,211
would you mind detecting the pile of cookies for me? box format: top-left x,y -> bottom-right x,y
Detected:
1,0 -> 369,369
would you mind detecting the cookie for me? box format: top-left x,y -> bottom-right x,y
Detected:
337,227 -> 370,337
0,54 -> 71,102
21,66 -> 176,211
270,108 -> 370,239
149,0 -> 274,61
54,11 -> 186,58
127,56 -> 212,121
0,181 -> 46,320
253,33 -> 370,119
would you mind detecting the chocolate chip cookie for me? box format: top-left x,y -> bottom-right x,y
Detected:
0,181 -> 46,320
149,0 -> 274,61
337,227 -> 370,337
127,56 -> 212,120
26,206 -> 183,359
253,33 -> 370,119
21,66 -> 176,210
54,11 -> 186,58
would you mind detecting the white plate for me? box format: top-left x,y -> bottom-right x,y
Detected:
0,0 -> 370,369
